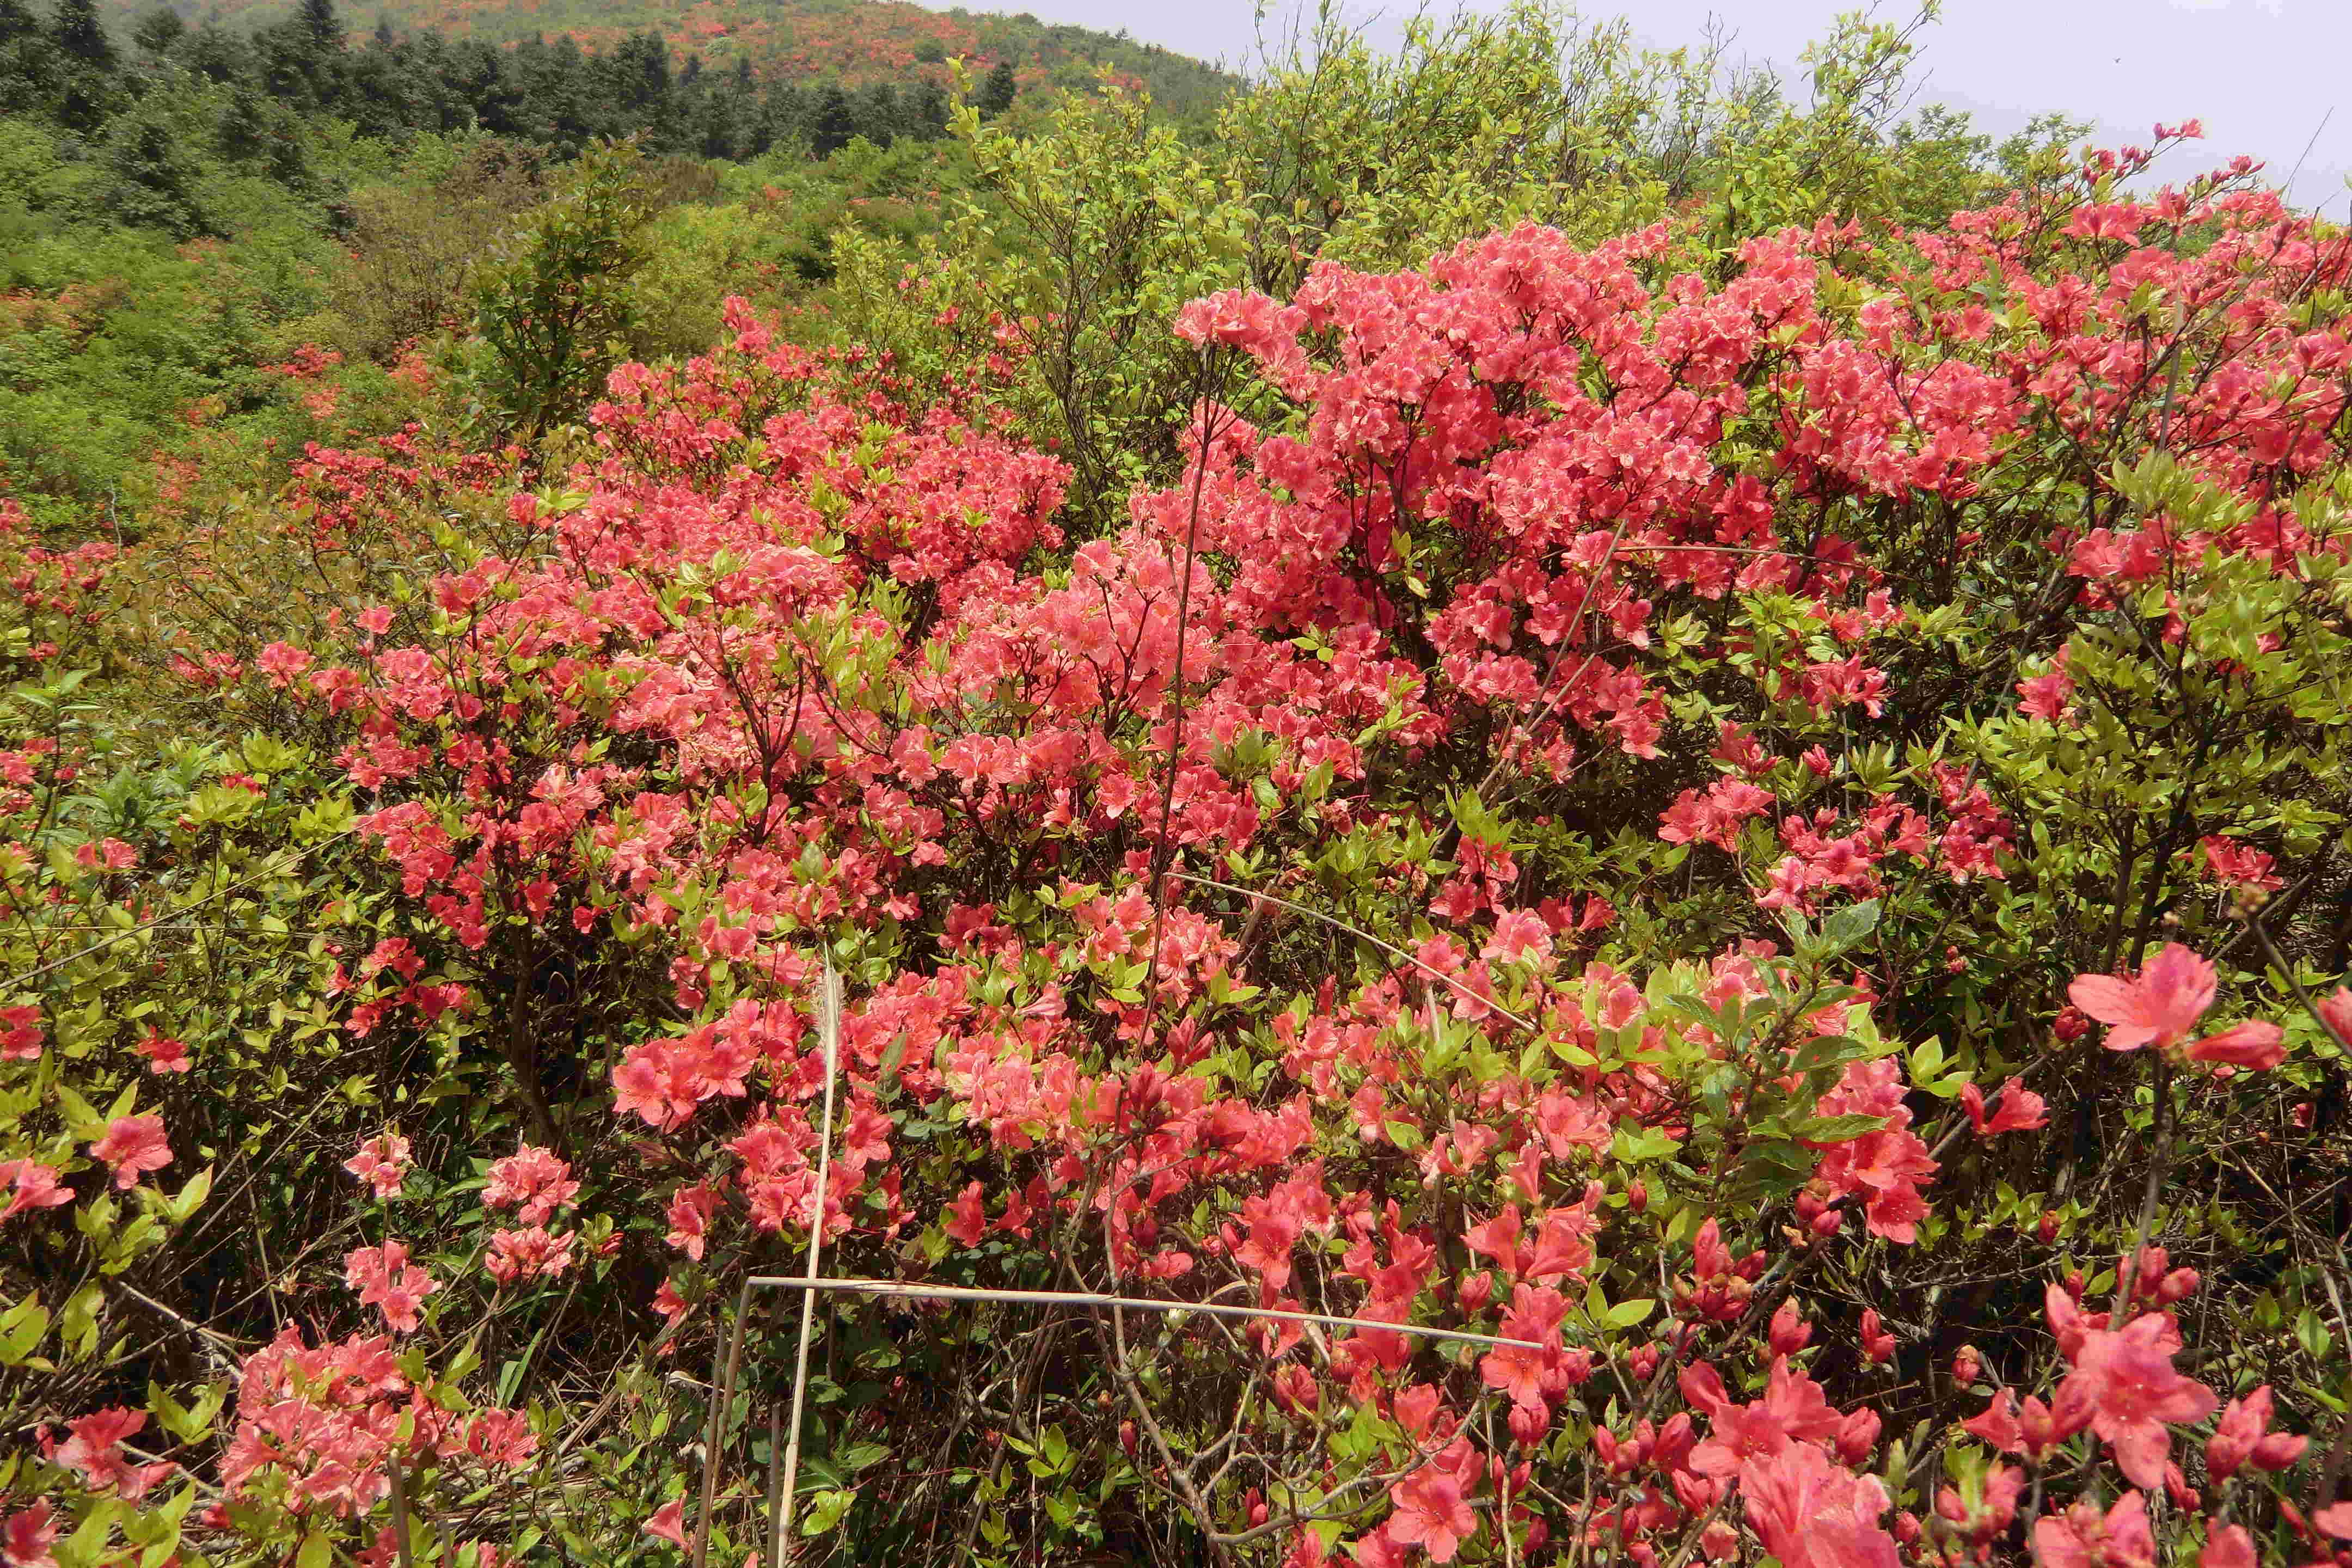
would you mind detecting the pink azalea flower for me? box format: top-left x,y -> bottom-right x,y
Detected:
2,1500 -> 60,1568
2052,1312 -> 2218,1489
2067,944 -> 2216,1053
2317,985 -> 2352,1045
2183,1021 -> 2286,1070
2068,944 -> 2286,1069
52,1408 -> 174,1500
1740,1442 -> 1900,1568
485,1226 -> 576,1284
2031,1489 -> 2154,1568
642,1499 -> 689,1548
344,1132 -> 412,1200
2206,1385 -> 2307,1479
1386,1464 -> 1476,1563
483,1144 -> 580,1225
0,1159 -> 74,1221
88,1115 -> 171,1190
943,1180 -> 987,1247
0,1006 -> 40,1062
344,1239 -> 438,1333
1962,1076 -> 2048,1135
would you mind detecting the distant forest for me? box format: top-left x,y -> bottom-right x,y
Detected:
4,0 -> 1038,178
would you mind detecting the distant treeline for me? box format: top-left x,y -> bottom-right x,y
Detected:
1,0 -> 1013,176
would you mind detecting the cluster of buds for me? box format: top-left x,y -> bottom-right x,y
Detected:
1671,1218 -> 1768,1322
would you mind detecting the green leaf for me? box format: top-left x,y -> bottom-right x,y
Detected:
1819,899 -> 1882,951
802,1487 -> 855,1535
1790,1113 -> 1888,1144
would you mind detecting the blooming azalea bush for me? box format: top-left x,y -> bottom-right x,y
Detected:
5,125 -> 2352,1568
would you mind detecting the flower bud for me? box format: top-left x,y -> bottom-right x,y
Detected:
2252,1431 -> 2308,1471
1769,1301 -> 1812,1356
2037,1210 -> 2060,1245
1951,1346 -> 1982,1388
1835,1407 -> 1882,1466
1508,1401 -> 1551,1448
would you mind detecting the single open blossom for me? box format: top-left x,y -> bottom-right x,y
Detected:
1,1501 -> 59,1568
0,1159 -> 72,1221
2068,944 -> 2284,1068
136,1032 -> 189,1074
2053,1310 -> 2218,1489
2317,986 -> 2352,1045
2200,1524 -> 2257,1568
89,1114 -> 170,1190
2068,944 -> 2216,1052
1386,1463 -> 1477,1563
944,1180 -> 988,1247
664,1183 -> 721,1260
1741,1442 -> 1900,1568
642,1500 -> 689,1548
2016,646 -> 2076,721
51,1408 -> 173,1500
1962,1076 -> 2048,1135
0,1006 -> 40,1062
2032,1490 -> 2155,1568
344,1239 -> 438,1332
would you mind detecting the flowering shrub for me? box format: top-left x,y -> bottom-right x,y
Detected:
6,130 -> 2352,1568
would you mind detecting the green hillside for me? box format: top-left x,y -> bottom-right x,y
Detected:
107,0 -> 1239,112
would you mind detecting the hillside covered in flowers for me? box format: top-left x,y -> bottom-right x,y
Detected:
4,3 -> 2352,1567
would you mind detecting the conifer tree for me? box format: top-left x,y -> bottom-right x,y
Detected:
50,0 -> 114,70
976,57 -> 1016,118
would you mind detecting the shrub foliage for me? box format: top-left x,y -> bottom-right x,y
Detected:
3,9 -> 2352,1568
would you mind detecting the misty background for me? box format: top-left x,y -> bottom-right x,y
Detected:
922,0 -> 2351,212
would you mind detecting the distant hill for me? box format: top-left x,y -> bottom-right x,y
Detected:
114,0 -> 1238,114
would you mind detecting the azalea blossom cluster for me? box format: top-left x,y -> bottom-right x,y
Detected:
14,139 -> 2352,1568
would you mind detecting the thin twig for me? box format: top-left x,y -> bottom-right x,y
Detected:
1168,871 -> 1540,1034
774,960 -> 842,1564
0,826 -> 360,990
387,1453 -> 416,1568
736,1276 -> 1559,1356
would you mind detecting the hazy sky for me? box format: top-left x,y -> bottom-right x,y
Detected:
932,0 -> 2352,210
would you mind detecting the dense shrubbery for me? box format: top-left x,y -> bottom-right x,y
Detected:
5,4 -> 2352,1568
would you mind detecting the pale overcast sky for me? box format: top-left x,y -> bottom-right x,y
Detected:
934,0 -> 2352,211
